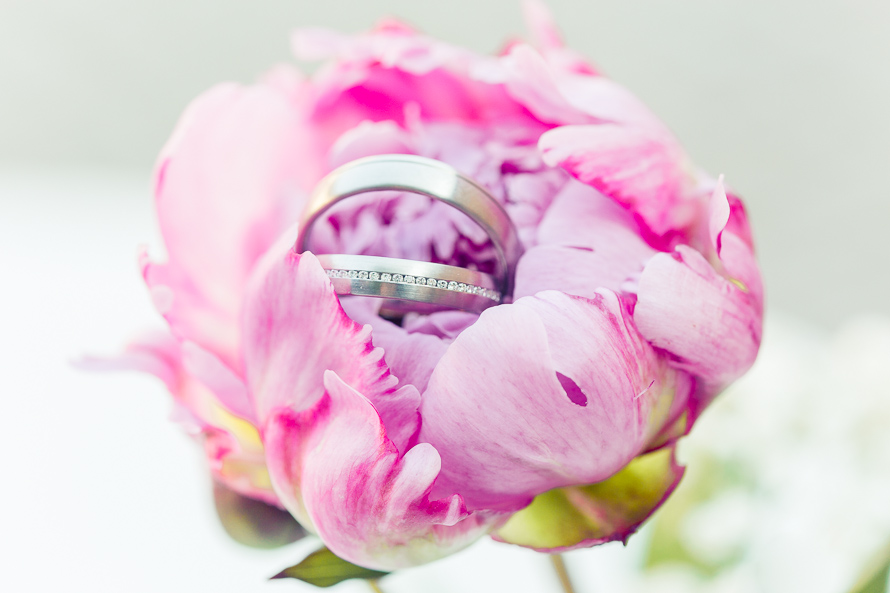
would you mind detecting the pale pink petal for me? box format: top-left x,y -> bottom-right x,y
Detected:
539,123 -> 698,236
350,313 -> 451,395
708,179 -> 764,308
180,341 -> 256,424
420,290 -> 692,511
634,246 -> 762,395
708,175 -> 731,253
557,76 -> 665,128
522,0 -> 564,52
263,371 -> 500,570
80,333 -> 277,505
515,180 -> 657,298
514,245 -> 638,298
327,119 -> 414,169
242,247 -> 408,428
145,83 -> 306,367
483,44 -> 590,125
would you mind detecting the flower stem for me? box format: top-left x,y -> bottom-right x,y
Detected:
550,554 -> 578,593
367,579 -> 386,593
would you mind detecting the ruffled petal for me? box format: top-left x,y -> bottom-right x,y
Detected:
292,20 -> 539,159
539,123 -> 698,236
242,246 -> 420,449
420,290 -> 691,511
341,301 -> 452,395
264,371 -> 500,570
493,446 -> 684,551
144,83 -> 306,366
634,245 -> 762,397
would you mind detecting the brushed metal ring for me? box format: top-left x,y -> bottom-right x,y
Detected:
294,154 -> 521,297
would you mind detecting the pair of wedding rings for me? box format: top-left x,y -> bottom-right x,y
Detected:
294,154 -> 521,314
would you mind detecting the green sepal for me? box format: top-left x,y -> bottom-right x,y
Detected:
212,480 -> 305,549
495,447 -> 684,550
272,546 -> 389,588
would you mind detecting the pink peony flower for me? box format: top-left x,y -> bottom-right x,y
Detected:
118,0 -> 762,571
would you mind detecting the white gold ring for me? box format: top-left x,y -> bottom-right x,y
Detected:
295,154 -> 521,313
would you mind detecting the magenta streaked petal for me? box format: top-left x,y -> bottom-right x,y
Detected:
487,43 -> 590,125
539,123 -> 697,236
242,247 -> 412,438
264,371 -> 501,570
634,246 -> 762,395
420,290 -> 691,511
709,179 -> 764,308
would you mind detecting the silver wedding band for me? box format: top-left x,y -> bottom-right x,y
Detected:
294,154 -> 521,313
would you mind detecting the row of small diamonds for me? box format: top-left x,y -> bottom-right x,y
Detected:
325,269 -> 501,301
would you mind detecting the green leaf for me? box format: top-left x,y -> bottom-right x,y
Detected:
213,480 -> 306,549
272,547 -> 389,588
848,542 -> 890,593
494,446 -> 684,550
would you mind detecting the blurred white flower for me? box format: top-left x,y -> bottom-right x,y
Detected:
619,314 -> 890,593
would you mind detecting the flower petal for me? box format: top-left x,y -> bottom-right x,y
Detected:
709,179 -> 764,309
634,245 -> 762,398
514,180 -> 656,298
264,371 -> 500,570
493,445 -> 684,551
144,82 -> 306,366
79,333 -> 277,505
479,43 -> 591,125
420,290 -> 691,511
242,246 -> 420,449
539,123 -> 697,236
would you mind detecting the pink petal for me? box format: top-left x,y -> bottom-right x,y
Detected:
514,180 -> 656,298
327,119 -> 414,169
514,245 -> 638,298
243,246 -> 422,452
634,245 -> 763,396
420,290 -> 691,511
519,0 -> 599,76
145,83 -> 306,367
522,0 -> 564,52
297,25 -> 534,151
709,179 -> 764,308
539,123 -> 697,237
557,76 -> 665,128
263,371 -> 501,570
80,333 -> 278,505
708,175 -> 731,254
180,341 -> 256,424
483,44 -> 591,125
